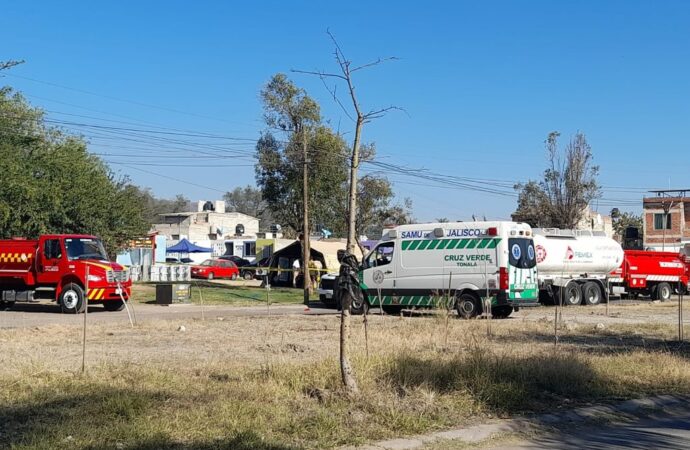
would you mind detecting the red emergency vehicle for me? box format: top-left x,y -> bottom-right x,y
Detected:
609,250 -> 689,301
0,234 -> 131,313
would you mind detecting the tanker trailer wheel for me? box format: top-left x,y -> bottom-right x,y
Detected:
562,283 -> 582,306
655,282 -> 672,302
582,282 -> 602,306
103,300 -> 126,311
456,292 -> 481,319
60,283 -> 86,314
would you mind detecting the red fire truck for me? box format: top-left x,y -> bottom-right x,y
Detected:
609,250 -> 689,301
0,234 -> 131,313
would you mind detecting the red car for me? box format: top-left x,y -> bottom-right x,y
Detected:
190,259 -> 239,280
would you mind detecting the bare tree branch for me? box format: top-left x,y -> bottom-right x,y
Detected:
351,56 -> 400,73
363,106 -> 406,122
291,69 -> 347,81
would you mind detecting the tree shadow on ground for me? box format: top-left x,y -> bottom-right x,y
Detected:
380,350 -> 606,415
491,329 -> 690,360
0,387 -> 295,450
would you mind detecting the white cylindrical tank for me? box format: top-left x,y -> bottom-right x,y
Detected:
533,229 -> 623,278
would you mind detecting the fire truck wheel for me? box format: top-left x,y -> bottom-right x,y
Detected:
562,283 -> 582,306
582,282 -> 602,306
103,300 -> 126,311
0,300 -> 15,310
60,283 -> 86,314
456,292 -> 481,319
656,282 -> 672,302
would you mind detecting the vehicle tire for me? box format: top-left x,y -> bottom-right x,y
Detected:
349,293 -> 369,315
656,282 -> 672,302
207,272 -> 214,281
539,289 -> 556,305
0,300 -> 15,310
103,300 -> 126,312
382,305 -> 403,315
491,305 -> 513,319
243,271 -> 253,281
582,282 -> 602,306
649,284 -> 658,300
231,273 -> 238,281
456,292 -> 481,319
60,283 -> 86,314
560,283 -> 582,306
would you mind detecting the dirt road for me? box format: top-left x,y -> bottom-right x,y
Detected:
0,296 -> 687,329
0,301 -> 337,329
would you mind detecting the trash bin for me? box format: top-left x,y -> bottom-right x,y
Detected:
156,283 -> 191,304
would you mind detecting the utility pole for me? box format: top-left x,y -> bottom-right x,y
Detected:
302,128 -> 311,305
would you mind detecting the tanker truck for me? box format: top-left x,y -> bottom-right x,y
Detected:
533,228 -> 624,306
0,234 -> 131,313
608,250 -> 689,301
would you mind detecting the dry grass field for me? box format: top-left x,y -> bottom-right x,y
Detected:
2,303 -> 690,449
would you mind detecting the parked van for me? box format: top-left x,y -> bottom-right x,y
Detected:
357,221 -> 539,318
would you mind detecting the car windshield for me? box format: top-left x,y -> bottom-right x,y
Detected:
65,238 -> 109,261
200,260 -> 215,266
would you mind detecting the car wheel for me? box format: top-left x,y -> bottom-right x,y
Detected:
231,273 -> 238,281
207,272 -> 214,281
243,271 -> 253,280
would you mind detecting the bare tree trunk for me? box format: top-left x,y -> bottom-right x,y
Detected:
302,130 -> 312,304
339,292 -> 359,393
346,117 -> 364,253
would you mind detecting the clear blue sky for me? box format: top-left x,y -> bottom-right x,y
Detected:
2,1 -> 689,222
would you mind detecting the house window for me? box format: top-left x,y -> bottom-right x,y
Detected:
654,213 -> 672,230
172,235 -> 180,240
244,241 -> 256,257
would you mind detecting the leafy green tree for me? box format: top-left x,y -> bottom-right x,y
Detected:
611,208 -> 643,241
0,88 -> 149,253
513,132 -> 600,228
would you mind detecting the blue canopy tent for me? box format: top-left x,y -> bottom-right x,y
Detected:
166,239 -> 213,253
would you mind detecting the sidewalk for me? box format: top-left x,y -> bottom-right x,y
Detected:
342,394 -> 690,450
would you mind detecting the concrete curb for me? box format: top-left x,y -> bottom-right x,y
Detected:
341,394 -> 690,450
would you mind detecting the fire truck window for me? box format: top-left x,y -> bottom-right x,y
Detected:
44,239 -> 62,259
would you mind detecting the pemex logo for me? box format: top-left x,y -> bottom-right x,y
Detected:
536,245 -> 547,263
565,246 -> 574,261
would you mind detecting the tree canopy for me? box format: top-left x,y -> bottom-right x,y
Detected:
255,74 -> 410,238
513,132 -> 600,229
0,87 -> 149,252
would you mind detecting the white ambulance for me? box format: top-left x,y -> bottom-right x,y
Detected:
356,221 -> 539,318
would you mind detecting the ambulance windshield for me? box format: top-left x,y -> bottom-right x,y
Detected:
365,242 -> 394,268
508,238 -> 536,269
65,238 -> 109,261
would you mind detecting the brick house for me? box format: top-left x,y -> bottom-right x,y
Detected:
642,190 -> 690,251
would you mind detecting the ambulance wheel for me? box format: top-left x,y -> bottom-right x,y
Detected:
60,283 -> 86,314
582,282 -> 602,306
456,292 -> 480,319
656,283 -> 672,302
491,305 -> 513,319
562,283 -> 582,306
350,294 -> 369,315
103,300 -> 126,311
